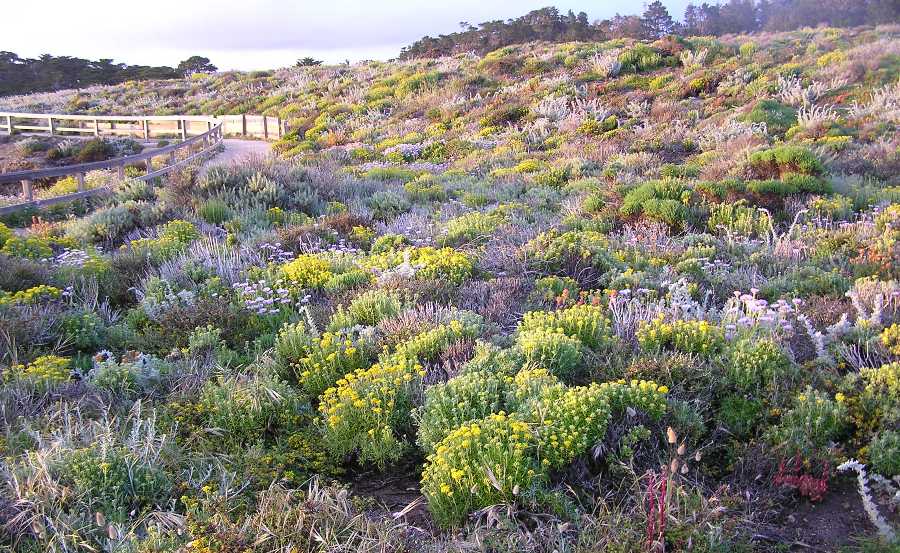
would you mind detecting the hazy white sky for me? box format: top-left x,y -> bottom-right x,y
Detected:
5,0 -> 692,70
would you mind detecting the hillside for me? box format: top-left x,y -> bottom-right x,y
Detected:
1,25 -> 899,552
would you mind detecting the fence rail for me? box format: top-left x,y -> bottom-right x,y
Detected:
0,113 -> 237,215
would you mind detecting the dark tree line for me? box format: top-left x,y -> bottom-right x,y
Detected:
400,1 -> 899,59
0,53 -> 218,97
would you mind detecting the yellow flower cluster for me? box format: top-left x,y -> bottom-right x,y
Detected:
9,355 -> 71,389
364,246 -> 474,284
504,367 -> 564,412
518,304 -> 615,351
281,254 -> 334,289
420,376 -> 669,526
319,359 -> 425,467
0,284 -> 62,306
534,379 -> 668,470
416,369 -> 507,453
421,411 -> 540,528
880,324 -> 900,356
293,332 -> 369,398
637,316 -> 724,355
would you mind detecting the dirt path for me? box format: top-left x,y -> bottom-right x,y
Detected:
199,139 -> 273,176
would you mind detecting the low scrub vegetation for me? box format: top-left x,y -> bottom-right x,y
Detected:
1,22 -> 899,553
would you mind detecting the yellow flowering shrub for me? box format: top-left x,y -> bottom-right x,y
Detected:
281,254 -> 334,289
8,355 -> 71,389
880,324 -> 900,356
768,388 -> 848,460
504,367 -> 564,412
725,337 -> 791,393
319,359 -> 425,467
293,332 -> 372,399
637,316 -> 725,356
859,362 -> 900,428
416,370 -> 508,454
365,246 -> 474,284
0,284 -> 62,306
518,304 -> 615,352
421,412 -> 541,528
517,330 -> 583,380
392,318 -> 481,365
530,379 -> 668,470
422,377 -> 668,526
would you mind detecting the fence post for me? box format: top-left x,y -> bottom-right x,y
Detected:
180,120 -> 187,140
47,117 -> 54,136
117,165 -> 125,180
21,180 -> 33,202
143,119 -> 150,140
93,119 -> 100,136
276,117 -> 282,138
146,157 -> 153,174
6,115 -> 13,134
241,114 -> 247,137
76,173 -> 85,192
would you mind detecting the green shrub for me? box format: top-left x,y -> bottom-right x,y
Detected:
197,375 -> 303,450
517,330 -> 583,380
416,370 -> 508,454
518,304 -> 615,352
707,200 -> 771,238
75,138 -> 115,162
443,210 -> 505,246
725,337 -> 791,393
740,99 -> 796,136
61,310 -> 106,352
328,289 -> 403,331
637,317 -> 725,356
719,395 -> 764,437
198,198 -> 233,224
421,412 -> 540,528
525,229 -> 618,284
768,389 -> 848,460
620,180 -> 690,223
748,146 -> 824,178
58,447 -> 171,523
869,430 -> 900,477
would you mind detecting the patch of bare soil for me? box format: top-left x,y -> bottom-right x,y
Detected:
345,460 -> 432,529
768,476 -> 876,552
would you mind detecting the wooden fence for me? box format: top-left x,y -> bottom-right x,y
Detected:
0,112 -> 283,141
0,115 -> 226,216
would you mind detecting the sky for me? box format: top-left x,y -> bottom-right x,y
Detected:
5,0 -> 693,71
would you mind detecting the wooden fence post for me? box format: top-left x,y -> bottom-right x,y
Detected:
47,117 -> 54,136
76,173 -> 85,192
5,115 -> 13,134
93,119 -> 100,136
276,117 -> 282,138
146,157 -> 153,174
143,119 -> 150,140
241,114 -> 247,137
21,180 -> 33,202
180,120 -> 187,140
117,165 -> 125,180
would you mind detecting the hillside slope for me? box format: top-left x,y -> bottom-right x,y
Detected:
0,25 -> 899,552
